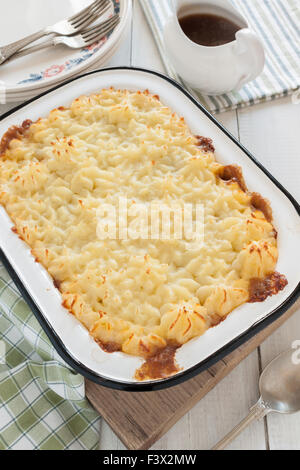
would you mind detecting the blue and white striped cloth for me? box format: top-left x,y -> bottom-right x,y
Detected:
140,0 -> 300,113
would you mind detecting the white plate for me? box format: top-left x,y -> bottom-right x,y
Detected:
3,19 -> 130,103
0,68 -> 299,390
4,53 -> 116,102
0,0 -> 131,94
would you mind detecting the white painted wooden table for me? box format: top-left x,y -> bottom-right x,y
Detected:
1,0 -> 299,451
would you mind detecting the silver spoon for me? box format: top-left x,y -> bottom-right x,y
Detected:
213,348 -> 300,450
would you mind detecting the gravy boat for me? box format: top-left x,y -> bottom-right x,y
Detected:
163,0 -> 265,94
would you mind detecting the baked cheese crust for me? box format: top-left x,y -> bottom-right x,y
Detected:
0,88 -> 282,360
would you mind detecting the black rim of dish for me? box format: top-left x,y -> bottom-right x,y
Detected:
0,66 -> 299,392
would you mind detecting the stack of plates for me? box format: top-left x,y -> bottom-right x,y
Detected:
0,0 -> 132,103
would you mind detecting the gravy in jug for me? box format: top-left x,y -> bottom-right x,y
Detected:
179,13 -> 241,47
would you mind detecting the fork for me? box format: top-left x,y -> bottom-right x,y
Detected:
10,15 -> 120,61
0,0 -> 112,65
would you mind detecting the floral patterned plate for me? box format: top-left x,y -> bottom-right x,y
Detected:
5,36 -> 127,103
0,0 -> 131,95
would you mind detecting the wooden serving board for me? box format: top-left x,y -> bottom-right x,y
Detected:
86,299 -> 300,450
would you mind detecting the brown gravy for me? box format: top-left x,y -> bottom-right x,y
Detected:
134,344 -> 181,381
0,119 -> 32,155
53,278 -> 62,290
195,135 -> 215,153
251,192 -> 273,222
218,164 -> 248,192
96,339 -> 121,354
248,272 -> 288,303
179,13 -> 241,47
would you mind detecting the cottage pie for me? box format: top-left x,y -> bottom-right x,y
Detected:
0,88 -> 287,379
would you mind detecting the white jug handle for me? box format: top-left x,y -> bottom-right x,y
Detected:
235,28 -> 265,89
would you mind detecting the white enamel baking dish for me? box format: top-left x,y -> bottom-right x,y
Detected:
0,68 -> 299,391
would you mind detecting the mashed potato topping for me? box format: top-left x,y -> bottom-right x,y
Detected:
0,88 -> 285,363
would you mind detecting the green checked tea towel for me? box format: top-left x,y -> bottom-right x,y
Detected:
140,0 -> 300,113
0,262 -> 100,450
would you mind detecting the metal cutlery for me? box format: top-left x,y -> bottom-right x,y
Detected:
0,0 -> 112,65
9,15 -> 120,62
212,348 -> 300,450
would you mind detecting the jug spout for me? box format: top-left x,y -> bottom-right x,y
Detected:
234,28 -> 265,89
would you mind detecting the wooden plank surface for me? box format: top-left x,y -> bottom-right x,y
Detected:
86,299 -> 299,451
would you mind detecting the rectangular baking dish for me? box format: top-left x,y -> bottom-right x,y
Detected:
0,67 -> 299,391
